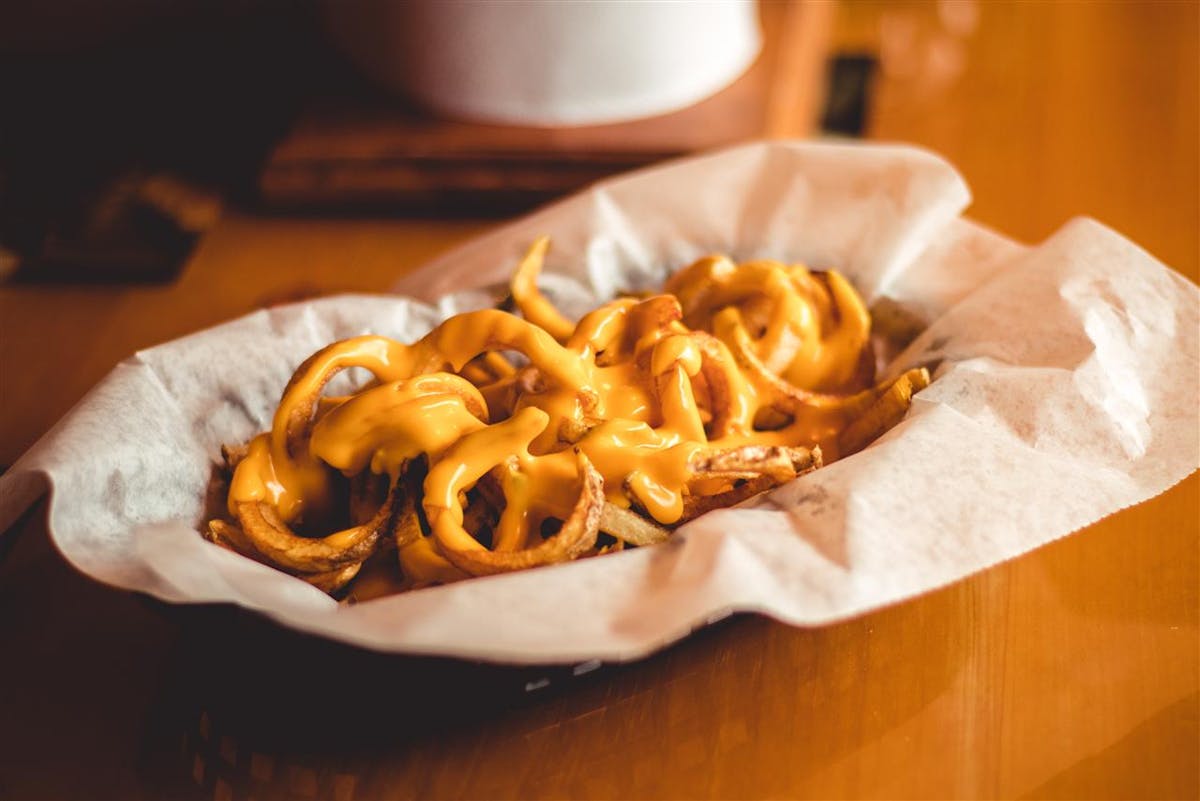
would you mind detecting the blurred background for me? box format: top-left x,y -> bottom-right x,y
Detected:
0,0 -> 820,282
1,0 -> 1195,286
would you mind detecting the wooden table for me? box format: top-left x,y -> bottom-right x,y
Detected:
1,2 -> 1196,798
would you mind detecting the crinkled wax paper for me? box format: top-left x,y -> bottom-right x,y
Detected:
1,142 -> 1196,663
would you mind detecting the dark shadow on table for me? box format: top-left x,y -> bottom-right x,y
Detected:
138,580 -> 971,800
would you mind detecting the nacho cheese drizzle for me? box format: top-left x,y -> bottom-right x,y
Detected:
218,238 -> 928,592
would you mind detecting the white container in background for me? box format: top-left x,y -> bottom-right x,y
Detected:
324,0 -> 763,127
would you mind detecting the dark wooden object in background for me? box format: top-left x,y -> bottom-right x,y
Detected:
259,1 -> 834,213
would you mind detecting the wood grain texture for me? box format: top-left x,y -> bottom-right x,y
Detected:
0,2 -> 1196,799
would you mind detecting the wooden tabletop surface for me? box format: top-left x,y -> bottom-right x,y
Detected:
1,2 -> 1197,799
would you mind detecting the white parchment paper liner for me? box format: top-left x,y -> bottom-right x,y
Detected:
1,142 -> 1196,664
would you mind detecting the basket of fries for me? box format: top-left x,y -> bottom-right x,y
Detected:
0,141 -> 1195,664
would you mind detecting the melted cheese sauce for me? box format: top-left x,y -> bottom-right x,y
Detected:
228,254 -> 872,573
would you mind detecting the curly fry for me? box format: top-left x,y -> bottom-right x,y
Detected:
510,236 -> 576,342
208,239 -> 929,598
234,480 -> 397,573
